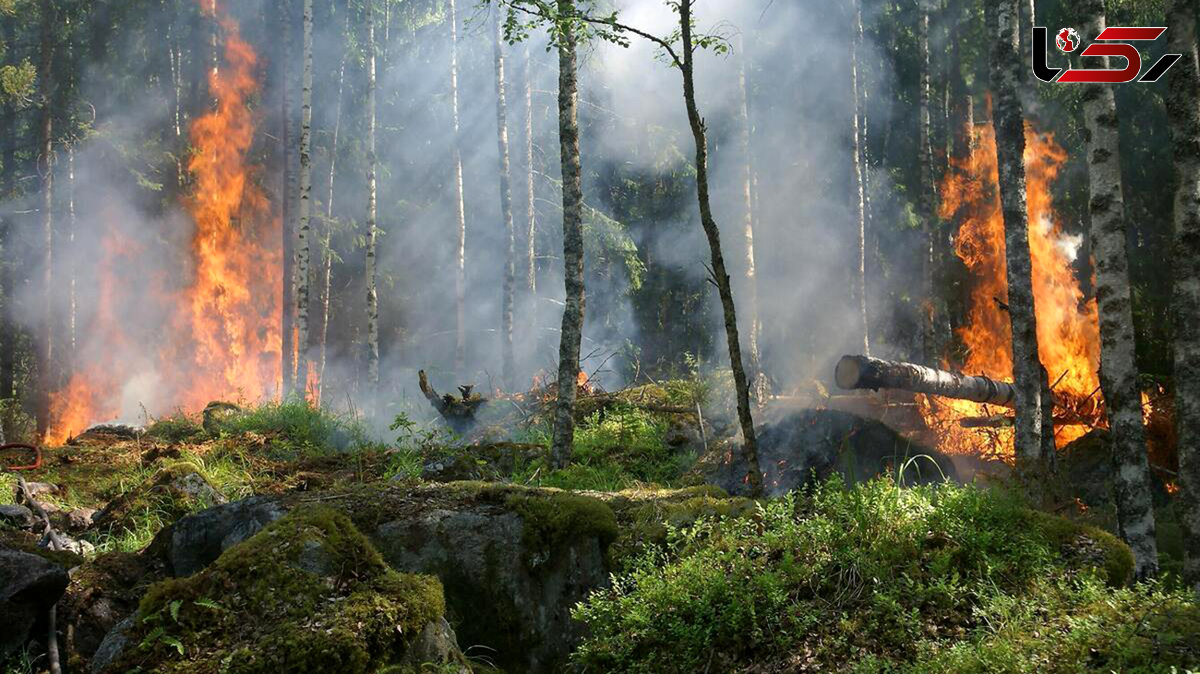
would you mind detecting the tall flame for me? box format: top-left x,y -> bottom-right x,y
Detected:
922,115 -> 1102,459
46,1 -> 280,443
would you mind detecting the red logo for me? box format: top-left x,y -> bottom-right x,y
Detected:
1056,27 -> 1080,53
1033,26 -> 1181,84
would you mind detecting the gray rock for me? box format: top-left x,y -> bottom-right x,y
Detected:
0,546 -> 70,655
148,496 -> 286,576
398,617 -> 470,672
14,482 -> 57,500
369,499 -> 609,672
67,507 -> 98,531
0,504 -> 35,529
90,616 -> 133,674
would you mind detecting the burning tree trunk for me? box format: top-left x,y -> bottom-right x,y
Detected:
736,34 -> 766,401
318,1 -> 351,401
493,9 -> 517,391
678,0 -> 764,497
36,0 -> 56,437
450,0 -> 468,374
836,355 -> 1017,406
987,0 -> 1055,475
1078,0 -> 1158,578
550,0 -> 585,469
1165,0 -> 1200,592
295,0 -> 314,398
365,0 -> 380,391
849,0 -> 869,358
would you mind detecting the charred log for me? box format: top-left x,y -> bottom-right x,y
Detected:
418,370 -> 487,431
835,354 -> 1017,407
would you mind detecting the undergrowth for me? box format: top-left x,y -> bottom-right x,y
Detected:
513,404 -> 694,491
570,477 -> 1194,673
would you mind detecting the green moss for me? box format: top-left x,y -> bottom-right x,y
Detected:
1025,510 -> 1135,586
107,505 -> 446,674
503,489 -> 618,566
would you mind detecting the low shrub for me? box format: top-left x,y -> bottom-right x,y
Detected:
571,478 -> 1182,673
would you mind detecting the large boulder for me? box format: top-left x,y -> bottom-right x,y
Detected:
99,505 -> 466,673
0,545 -> 70,655
148,483 -> 620,672
700,409 -> 958,497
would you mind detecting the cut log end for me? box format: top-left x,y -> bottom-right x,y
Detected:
834,355 -> 868,390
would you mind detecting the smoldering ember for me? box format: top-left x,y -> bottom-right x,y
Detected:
0,0 -> 1198,671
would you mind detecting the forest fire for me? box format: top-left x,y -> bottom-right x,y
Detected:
921,120 -> 1103,460
46,1 -> 280,443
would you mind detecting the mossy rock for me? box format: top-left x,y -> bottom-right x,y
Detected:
92,465 -> 227,540
1025,509 -> 1135,586
601,486 -> 757,567
103,505 -> 454,673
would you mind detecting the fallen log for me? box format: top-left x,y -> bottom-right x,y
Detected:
835,355 -> 1017,407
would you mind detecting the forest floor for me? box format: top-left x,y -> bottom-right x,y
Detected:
1,386 -> 1198,673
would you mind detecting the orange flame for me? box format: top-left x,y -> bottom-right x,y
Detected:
46,2 -> 280,443
921,115 -> 1102,459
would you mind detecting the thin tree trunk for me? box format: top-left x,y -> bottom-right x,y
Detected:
550,0 -> 585,469
365,0 -> 380,392
1077,0 -> 1158,579
736,34 -> 766,402
317,2 -> 350,402
493,8 -> 516,390
987,0 -> 1052,481
523,45 -> 537,349
1165,0 -> 1200,593
679,0 -> 763,497
850,0 -> 869,357
917,0 -> 944,364
66,145 -> 75,364
0,94 -> 14,400
295,0 -> 314,399
280,0 -> 296,396
449,0 -> 468,374
36,0 -> 56,438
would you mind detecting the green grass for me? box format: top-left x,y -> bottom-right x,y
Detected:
569,477 -> 1188,673
207,399 -> 376,455
512,404 -> 694,491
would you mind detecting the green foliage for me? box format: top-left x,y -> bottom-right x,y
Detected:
0,60 -> 35,105
514,403 -> 694,491
115,506 -> 446,673
571,478 -> 1162,673
145,412 -> 205,443
210,400 -> 375,455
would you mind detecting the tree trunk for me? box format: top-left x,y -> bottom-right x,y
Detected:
736,35 -> 765,402
295,0 -> 314,399
678,0 -> 763,497
318,1 -> 350,402
917,0 -> 949,364
550,0 -> 585,469
523,44 -> 538,349
36,0 -> 56,438
365,0 -> 380,391
850,0 -> 869,357
449,0 -> 468,374
1165,0 -> 1200,593
493,8 -> 516,390
66,145 -> 75,365
836,354 -> 1017,406
280,0 -> 296,396
0,94 -> 14,401
987,0 -> 1053,479
1077,0 -> 1158,579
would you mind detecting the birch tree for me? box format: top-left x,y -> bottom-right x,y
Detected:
550,0 -> 585,468
36,0 -> 55,436
294,0 -> 314,398
280,0 -> 297,396
850,0 -> 869,357
450,0 -> 468,373
987,0 -> 1052,480
493,8 -> 517,390
365,0 -> 380,391
1077,0 -> 1158,578
318,1 -> 351,400
736,33 -> 765,399
1165,0 -> 1200,592
523,44 -> 537,343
